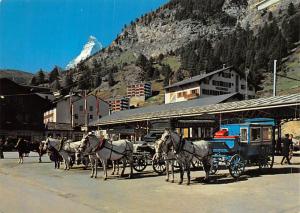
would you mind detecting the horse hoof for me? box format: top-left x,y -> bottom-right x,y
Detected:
94,176 -> 97,179
171,180 -> 175,183
165,179 -> 169,182
90,176 -> 93,178
103,178 -> 107,181
111,172 -> 115,175
187,182 -> 190,186
128,175 -> 132,179
178,182 -> 182,185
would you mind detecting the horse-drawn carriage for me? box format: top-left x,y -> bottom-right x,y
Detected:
132,141 -> 166,174
209,118 -> 275,178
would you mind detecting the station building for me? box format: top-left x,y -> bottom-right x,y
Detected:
164,67 -> 255,104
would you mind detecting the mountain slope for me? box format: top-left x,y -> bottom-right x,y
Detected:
70,0 -> 300,104
0,69 -> 33,85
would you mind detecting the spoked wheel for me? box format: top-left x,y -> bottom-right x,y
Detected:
133,155 -> 148,172
209,160 -> 219,175
228,154 -> 245,179
191,160 -> 202,169
152,154 -> 166,175
259,154 -> 274,170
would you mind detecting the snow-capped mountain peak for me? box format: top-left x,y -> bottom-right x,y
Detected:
66,36 -> 102,70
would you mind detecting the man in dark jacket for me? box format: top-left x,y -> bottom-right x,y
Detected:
281,134 -> 292,165
0,138 -> 4,159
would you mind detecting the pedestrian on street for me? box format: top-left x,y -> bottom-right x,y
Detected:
0,138 -> 5,159
281,134 -> 292,165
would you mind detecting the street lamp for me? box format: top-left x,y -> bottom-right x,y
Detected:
245,68 -> 250,100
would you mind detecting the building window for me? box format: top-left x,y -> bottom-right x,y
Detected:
263,127 -> 272,141
89,115 -> 93,120
99,115 -> 102,119
79,106 -> 83,111
241,85 -> 245,90
251,127 -> 261,142
74,114 -> 78,119
89,106 -> 93,111
240,128 -> 248,142
191,89 -> 199,94
222,72 -> 231,78
212,80 -> 231,88
249,86 -> 253,91
203,78 -> 209,84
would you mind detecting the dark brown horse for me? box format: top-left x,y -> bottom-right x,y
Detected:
15,138 -> 46,163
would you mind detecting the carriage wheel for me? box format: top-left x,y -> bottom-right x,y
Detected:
152,154 -> 166,175
192,160 -> 202,169
133,155 -> 147,172
228,154 -> 245,179
258,154 -> 274,170
209,160 -> 219,175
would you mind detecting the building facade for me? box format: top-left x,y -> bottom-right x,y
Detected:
164,67 -> 255,104
127,82 -> 152,98
107,96 -> 130,113
44,94 -> 109,128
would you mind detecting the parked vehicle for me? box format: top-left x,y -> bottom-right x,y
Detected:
209,118 -> 275,178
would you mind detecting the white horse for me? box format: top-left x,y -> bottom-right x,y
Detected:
78,134 -> 134,180
154,138 -> 176,183
44,138 -> 81,170
159,129 -> 212,185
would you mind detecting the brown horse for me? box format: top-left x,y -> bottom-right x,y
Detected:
15,138 -> 46,163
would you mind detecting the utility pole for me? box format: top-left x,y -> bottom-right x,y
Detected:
245,68 -> 250,100
273,60 -> 277,97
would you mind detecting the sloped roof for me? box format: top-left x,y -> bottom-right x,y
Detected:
90,93 -> 241,126
164,66 -> 233,89
90,93 -> 300,126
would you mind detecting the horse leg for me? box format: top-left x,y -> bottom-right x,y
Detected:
171,160 -> 175,183
203,158 -> 211,182
120,158 -> 126,177
38,152 -> 42,163
111,161 -> 115,175
117,160 -> 120,175
94,158 -> 98,179
186,162 -> 191,185
89,156 -> 94,178
103,159 -> 108,180
128,156 -> 133,179
178,163 -> 183,185
165,160 -> 169,182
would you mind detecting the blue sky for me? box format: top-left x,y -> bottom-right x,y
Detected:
0,0 -> 168,73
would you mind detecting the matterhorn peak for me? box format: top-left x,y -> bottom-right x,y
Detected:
66,35 -> 102,70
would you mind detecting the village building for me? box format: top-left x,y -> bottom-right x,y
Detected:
127,82 -> 152,108
44,94 -> 109,139
164,66 -> 255,104
0,78 -> 52,141
127,82 -> 152,98
107,96 -> 130,113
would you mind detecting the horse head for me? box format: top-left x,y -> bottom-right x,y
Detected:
78,134 -> 96,154
160,129 -> 181,154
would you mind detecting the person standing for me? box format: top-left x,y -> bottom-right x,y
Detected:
281,134 -> 292,165
0,138 -> 5,159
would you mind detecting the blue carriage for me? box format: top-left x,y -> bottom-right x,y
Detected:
209,118 -> 275,178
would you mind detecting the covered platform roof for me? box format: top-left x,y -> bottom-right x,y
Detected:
91,93 -> 300,126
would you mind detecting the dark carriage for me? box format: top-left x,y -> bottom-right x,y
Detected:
132,141 -> 166,175
209,118 -> 275,178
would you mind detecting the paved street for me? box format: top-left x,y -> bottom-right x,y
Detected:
0,152 -> 299,213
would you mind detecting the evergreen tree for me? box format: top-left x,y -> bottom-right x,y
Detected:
108,70 -> 115,87
63,74 -> 73,88
288,2 -> 296,16
37,69 -> 45,84
30,76 -> 37,86
49,66 -> 59,83
52,79 -> 61,91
